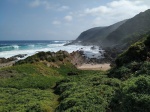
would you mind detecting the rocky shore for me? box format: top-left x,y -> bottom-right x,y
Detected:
0,54 -> 27,68
0,47 -> 119,70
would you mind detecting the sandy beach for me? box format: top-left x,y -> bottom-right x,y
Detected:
77,63 -> 111,71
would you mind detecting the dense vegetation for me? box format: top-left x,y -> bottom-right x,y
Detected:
0,34 -> 150,111
110,34 -> 150,79
55,71 -> 121,112
0,63 -> 61,111
1,61 -> 117,111
0,88 -> 58,112
0,55 -> 77,112
107,34 -> 150,112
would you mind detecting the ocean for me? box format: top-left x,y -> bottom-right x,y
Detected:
0,40 -> 104,59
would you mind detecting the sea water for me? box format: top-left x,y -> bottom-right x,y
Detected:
0,40 -> 104,59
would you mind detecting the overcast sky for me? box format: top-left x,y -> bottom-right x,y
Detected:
0,0 -> 150,40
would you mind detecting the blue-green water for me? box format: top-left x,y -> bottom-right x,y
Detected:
0,40 -> 66,52
0,40 -> 104,59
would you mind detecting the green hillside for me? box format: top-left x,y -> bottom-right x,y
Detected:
103,9 -> 150,48
107,34 -> 150,112
0,34 -> 150,111
0,51 -> 77,112
72,20 -> 126,45
72,9 -> 150,49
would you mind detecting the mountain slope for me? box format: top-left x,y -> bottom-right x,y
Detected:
72,9 -> 150,48
103,9 -> 150,47
72,20 -> 127,45
75,27 -> 105,42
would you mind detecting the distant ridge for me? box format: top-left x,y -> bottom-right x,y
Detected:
72,9 -> 150,49
103,9 -> 150,47
72,20 -> 127,45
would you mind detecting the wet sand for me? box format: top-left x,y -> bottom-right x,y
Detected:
77,63 -> 111,71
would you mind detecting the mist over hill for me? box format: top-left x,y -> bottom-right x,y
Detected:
72,20 -> 127,46
72,9 -> 150,49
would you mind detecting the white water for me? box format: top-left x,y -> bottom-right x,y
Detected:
0,43 -> 104,59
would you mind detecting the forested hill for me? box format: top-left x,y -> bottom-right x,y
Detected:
72,9 -> 150,49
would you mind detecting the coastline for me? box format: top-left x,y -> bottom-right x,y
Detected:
0,49 -> 112,70
0,41 -> 113,70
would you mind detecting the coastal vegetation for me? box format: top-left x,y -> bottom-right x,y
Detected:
1,0 -> 150,111
0,52 -> 77,111
108,34 -> 150,112
0,33 -> 150,111
1,11 -> 150,112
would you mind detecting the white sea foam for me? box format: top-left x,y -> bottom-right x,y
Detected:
47,43 -> 65,47
0,45 -> 19,50
54,40 -> 67,43
0,43 -> 104,59
0,46 -> 12,49
12,45 -> 19,49
54,41 -> 59,43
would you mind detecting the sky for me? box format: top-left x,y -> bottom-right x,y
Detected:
0,0 -> 150,40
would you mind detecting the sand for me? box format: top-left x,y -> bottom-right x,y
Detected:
77,63 -> 111,71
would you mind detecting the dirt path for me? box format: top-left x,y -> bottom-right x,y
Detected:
77,63 -> 111,71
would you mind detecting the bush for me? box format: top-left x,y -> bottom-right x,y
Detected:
136,61 -> 150,75
15,51 -> 70,65
55,72 -> 121,112
144,35 -> 150,47
116,42 -> 147,67
110,76 -> 150,112
0,87 -> 58,112
108,66 -> 131,80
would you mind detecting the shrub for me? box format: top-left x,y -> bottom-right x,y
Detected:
55,72 -> 121,112
116,42 -> 147,67
0,87 -> 58,112
108,66 -> 131,79
136,61 -> 150,75
111,76 -> 150,112
144,35 -> 150,47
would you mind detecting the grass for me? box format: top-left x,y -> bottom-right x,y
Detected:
0,34 -> 150,112
0,63 -> 63,90
0,62 -> 122,112
0,62 -> 73,112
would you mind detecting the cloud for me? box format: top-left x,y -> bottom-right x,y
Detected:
29,0 -> 40,7
29,0 -> 52,9
29,0 -> 69,11
52,20 -> 61,25
85,6 -> 110,15
64,15 -> 73,22
81,0 -> 150,26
